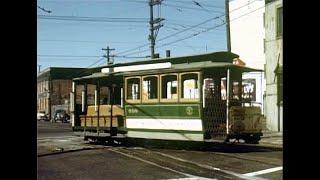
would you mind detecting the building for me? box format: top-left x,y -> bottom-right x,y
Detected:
37,67 -> 98,120
264,0 -> 283,132
229,0 -> 266,114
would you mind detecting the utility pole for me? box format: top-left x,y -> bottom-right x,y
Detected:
149,0 -> 164,59
38,65 -> 41,74
225,0 -> 231,52
102,46 -> 115,65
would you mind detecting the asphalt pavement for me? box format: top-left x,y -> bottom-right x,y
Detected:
37,121 -> 74,138
37,121 -> 283,180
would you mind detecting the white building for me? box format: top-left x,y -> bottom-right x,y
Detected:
264,0 -> 283,132
229,0 -> 266,113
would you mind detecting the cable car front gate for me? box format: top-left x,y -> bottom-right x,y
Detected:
202,68 -> 243,140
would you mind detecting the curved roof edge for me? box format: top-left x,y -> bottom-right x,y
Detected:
100,51 -> 239,68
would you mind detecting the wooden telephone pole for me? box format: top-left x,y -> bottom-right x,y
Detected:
102,46 -> 115,65
149,0 -> 164,58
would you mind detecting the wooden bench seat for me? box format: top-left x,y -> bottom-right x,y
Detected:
80,105 -> 124,128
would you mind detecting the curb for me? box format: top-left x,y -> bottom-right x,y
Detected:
261,136 -> 282,139
37,146 -> 105,157
243,143 -> 283,151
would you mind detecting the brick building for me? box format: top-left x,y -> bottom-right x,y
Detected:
37,67 -> 98,120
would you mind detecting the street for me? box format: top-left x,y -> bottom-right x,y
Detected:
37,121 -> 283,180
37,121 -> 74,138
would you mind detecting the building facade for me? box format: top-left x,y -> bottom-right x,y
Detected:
37,67 -> 97,120
264,0 -> 283,131
229,0 -> 266,113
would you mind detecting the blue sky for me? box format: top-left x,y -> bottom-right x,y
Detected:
37,0 -> 229,71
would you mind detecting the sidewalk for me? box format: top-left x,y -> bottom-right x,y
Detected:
258,131 -> 283,149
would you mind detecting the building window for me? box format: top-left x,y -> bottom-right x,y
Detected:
142,76 -> 158,102
180,73 -> 199,101
126,77 -> 141,101
276,7 -> 283,38
161,74 -> 178,102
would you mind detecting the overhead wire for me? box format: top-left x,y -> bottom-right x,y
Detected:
157,5 -> 266,50
122,5 -> 265,57
38,0 -> 262,70
116,0 -> 259,56
168,0 -> 224,9
37,15 -> 149,23
161,2 -> 224,14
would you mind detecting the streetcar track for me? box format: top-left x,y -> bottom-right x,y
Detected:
208,152 -> 281,166
113,147 -> 266,180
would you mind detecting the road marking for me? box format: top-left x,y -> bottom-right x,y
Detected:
243,166 -> 283,177
108,148 -> 214,180
56,139 -> 70,142
152,150 -> 266,180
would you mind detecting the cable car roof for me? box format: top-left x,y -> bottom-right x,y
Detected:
73,51 -> 262,81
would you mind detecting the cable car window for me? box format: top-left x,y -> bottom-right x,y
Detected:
161,74 -> 178,100
87,84 -> 96,105
76,85 -> 84,104
126,78 -> 140,101
100,87 -> 109,104
181,73 -> 199,100
221,78 -> 227,100
232,82 -> 240,100
142,76 -> 158,101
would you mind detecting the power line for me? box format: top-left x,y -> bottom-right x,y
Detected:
161,2 -> 223,14
157,16 -> 222,42
37,0 -> 147,3
37,5 -> 52,13
169,0 -> 224,9
38,15 -> 148,20
86,57 -> 105,68
121,5 -> 265,57
115,42 -> 150,56
38,54 -> 101,58
38,39 -> 144,44
114,55 -> 150,59
38,15 -> 149,23
38,58 -> 98,61
157,5 -> 266,49
115,0 -> 258,56
116,15 -> 222,56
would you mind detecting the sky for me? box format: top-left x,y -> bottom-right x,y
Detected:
37,0 -> 234,72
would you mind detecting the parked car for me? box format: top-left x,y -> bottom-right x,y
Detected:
53,109 -> 70,123
37,112 -> 48,121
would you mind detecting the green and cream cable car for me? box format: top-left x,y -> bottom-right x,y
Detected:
71,51 -> 264,143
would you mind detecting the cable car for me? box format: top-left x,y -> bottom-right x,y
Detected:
71,51 -> 264,143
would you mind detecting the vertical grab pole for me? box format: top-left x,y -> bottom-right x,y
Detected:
226,69 -> 231,135
82,89 -> 86,136
81,90 -> 85,113
95,88 -> 99,136
96,81 -> 100,136
120,88 -> 123,108
110,84 -> 116,137
71,82 -> 75,127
